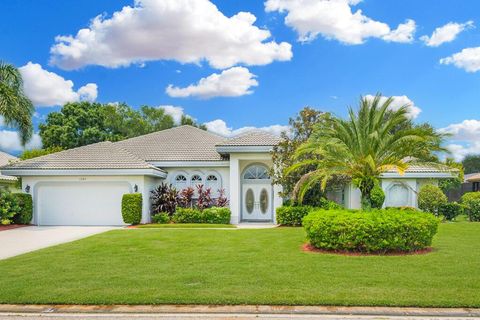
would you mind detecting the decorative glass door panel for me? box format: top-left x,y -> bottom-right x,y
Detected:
242,184 -> 271,221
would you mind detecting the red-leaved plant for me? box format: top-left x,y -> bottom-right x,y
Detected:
216,188 -> 229,207
196,184 -> 213,210
178,187 -> 195,208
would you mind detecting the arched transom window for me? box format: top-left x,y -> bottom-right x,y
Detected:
206,174 -> 220,192
243,164 -> 270,180
174,174 -> 187,190
191,174 -> 203,185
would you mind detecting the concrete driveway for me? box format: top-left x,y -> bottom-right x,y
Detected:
0,226 -> 116,260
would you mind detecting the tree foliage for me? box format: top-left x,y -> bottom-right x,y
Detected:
462,154 -> 480,174
39,102 -> 205,149
19,147 -> 64,160
270,107 -> 332,201
0,61 -> 34,145
287,94 -> 447,209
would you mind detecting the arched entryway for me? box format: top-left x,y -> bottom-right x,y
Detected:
241,164 -> 273,222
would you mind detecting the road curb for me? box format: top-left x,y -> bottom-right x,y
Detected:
0,304 -> 479,317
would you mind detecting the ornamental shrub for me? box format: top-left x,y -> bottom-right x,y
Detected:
152,212 -> 170,224
202,207 -> 231,224
418,184 -> 447,216
13,193 -> 33,224
303,208 -> 440,253
438,202 -> 463,221
122,193 -> 142,225
172,207 -> 231,224
276,206 -> 313,226
0,190 -> 20,225
461,192 -> 480,222
370,184 -> 385,209
172,208 -> 202,223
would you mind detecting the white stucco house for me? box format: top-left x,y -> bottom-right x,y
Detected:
0,125 -> 453,226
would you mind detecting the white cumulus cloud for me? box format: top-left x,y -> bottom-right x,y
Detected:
440,120 -> 480,160
0,131 -> 42,153
364,94 -> 421,119
265,0 -> 415,45
160,105 -> 185,124
440,46 -> 480,72
166,67 -> 258,99
19,62 -> 98,107
49,0 -> 292,70
420,21 -> 474,47
205,119 -> 289,137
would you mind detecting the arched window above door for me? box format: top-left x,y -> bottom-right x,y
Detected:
243,164 -> 270,180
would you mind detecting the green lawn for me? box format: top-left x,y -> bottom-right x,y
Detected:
0,222 -> 479,307
136,223 -> 235,229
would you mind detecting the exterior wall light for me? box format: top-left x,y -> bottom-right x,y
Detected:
25,185 -> 31,193
134,184 -> 138,192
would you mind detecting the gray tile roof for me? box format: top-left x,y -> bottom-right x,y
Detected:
1,142 -> 162,171
0,151 -> 18,181
116,125 -> 227,162
217,130 -> 281,147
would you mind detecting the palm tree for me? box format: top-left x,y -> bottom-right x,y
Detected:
287,94 -> 447,209
0,61 -> 34,145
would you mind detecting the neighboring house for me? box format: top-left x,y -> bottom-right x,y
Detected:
0,151 -> 18,188
446,173 -> 480,201
0,125 -> 453,226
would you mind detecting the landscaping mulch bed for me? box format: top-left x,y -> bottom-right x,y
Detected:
0,224 -> 27,232
301,243 -> 433,256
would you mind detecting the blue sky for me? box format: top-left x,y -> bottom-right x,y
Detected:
1,0 -> 480,158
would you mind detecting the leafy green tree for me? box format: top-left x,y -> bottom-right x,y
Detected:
39,102 -> 205,149
0,61 -> 34,145
19,147 -> 64,160
270,107 -> 332,202
287,94 -> 447,209
438,158 -> 464,193
180,114 -> 207,130
462,155 -> 480,174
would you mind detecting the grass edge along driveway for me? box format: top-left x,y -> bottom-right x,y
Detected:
0,222 -> 479,307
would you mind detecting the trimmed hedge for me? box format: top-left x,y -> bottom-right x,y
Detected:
276,206 -> 313,226
303,208 -> 440,253
152,212 -> 170,224
461,192 -> 480,222
172,207 -> 231,224
13,193 -> 33,224
276,199 -> 342,226
122,193 -> 142,225
438,202 -> 463,221
0,190 -> 20,225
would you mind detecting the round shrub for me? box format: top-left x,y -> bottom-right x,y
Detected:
438,202 -> 463,221
172,208 -> 202,223
461,192 -> 480,222
13,193 -> 33,224
276,206 -> 313,226
418,184 -> 447,216
122,193 -> 143,225
152,212 -> 170,224
303,209 -> 440,253
370,184 -> 385,209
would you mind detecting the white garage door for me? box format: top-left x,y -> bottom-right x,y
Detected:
36,181 -> 131,226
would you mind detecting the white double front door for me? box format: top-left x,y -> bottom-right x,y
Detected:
242,183 -> 272,221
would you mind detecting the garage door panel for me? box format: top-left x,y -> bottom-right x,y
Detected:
36,182 -> 130,226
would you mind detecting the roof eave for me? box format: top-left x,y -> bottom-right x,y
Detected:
216,146 -> 274,154
1,168 -> 167,178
